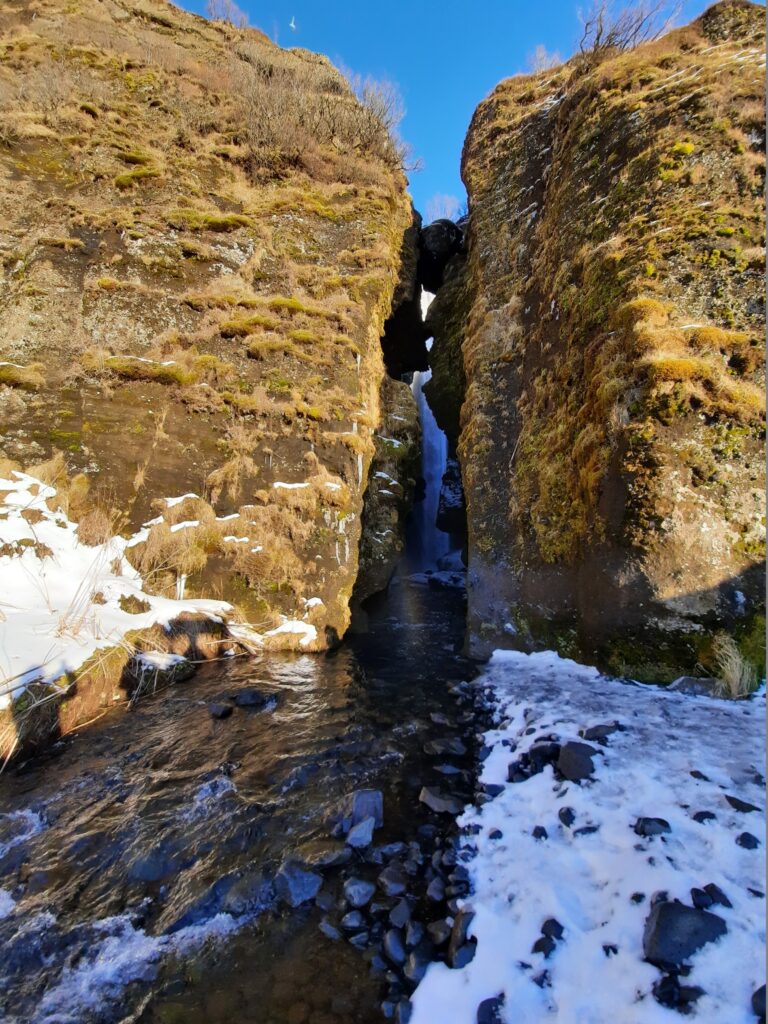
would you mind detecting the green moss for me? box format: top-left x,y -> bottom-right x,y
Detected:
167,210 -> 252,233
0,362 -> 45,389
114,166 -> 160,189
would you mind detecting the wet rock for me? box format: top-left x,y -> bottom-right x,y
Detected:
344,877 -> 376,908
378,863 -> 408,897
557,742 -> 597,782
275,862 -> 323,908
752,984 -> 766,1019
233,687 -> 269,708
384,927 -> 407,966
331,789 -> 384,835
424,737 -> 467,757
426,877 -> 445,902
341,910 -> 366,931
634,817 -> 671,837
737,832 -> 760,849
346,816 -> 376,849
703,883 -> 732,909
476,995 -> 505,1024
207,701 -> 233,720
642,901 -> 727,969
693,811 -> 716,824
319,918 -> 341,941
579,721 -> 624,743
294,840 -> 352,869
427,919 -> 451,945
418,218 -> 464,292
558,807 -> 576,828
395,997 -> 412,1024
389,899 -> 411,928
419,787 -> 464,815
726,795 -> 761,814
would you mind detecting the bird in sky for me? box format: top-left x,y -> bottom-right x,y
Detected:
289,15 -> 297,30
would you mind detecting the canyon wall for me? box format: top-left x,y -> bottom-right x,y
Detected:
432,0 -> 765,679
0,0 -> 416,652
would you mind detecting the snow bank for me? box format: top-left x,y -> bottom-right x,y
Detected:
0,472 -> 231,707
411,650 -> 765,1024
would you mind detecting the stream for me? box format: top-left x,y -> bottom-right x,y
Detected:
0,318 -> 476,1024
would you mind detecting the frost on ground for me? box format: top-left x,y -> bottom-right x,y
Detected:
0,472 -> 232,707
411,650 -> 765,1024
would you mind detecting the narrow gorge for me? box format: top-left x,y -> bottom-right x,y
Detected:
0,1 -> 764,1023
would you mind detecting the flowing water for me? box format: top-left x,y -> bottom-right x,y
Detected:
0,331 -> 474,1024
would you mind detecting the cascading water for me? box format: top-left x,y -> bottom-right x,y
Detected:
403,291 -> 455,574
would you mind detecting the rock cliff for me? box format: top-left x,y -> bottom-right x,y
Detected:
0,0 -> 416,654
431,0 -> 765,679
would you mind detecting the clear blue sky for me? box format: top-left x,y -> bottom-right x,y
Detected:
177,1 -> 726,220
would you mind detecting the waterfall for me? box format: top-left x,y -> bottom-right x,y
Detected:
403,291 -> 452,572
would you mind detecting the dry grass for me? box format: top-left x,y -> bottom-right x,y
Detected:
0,362 -> 45,390
711,633 -> 759,699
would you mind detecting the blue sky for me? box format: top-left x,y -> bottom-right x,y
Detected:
177,1 -> 725,220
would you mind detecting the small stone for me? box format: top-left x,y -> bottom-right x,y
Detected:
419,786 -> 465,815
557,742 -> 597,782
233,687 -> 269,708
603,944 -> 619,957
476,995 -> 505,1024
426,877 -> 445,902
427,919 -> 451,945
406,920 -> 424,947
574,825 -> 600,836
752,984 -> 766,1019
346,816 -> 376,849
207,701 -> 233,719
737,832 -> 760,849
690,770 -> 710,781
527,742 -> 561,774
450,941 -> 477,968
579,721 -> 624,743
541,918 -> 564,940
693,811 -> 716,824
532,969 -> 550,989
389,899 -> 411,929
703,883 -> 732,909
275,862 -> 323,908
348,930 -> 370,950
403,950 -> 430,984
341,910 -> 365,931
642,901 -> 727,969
631,892 -> 646,904
383,927 -> 407,966
344,877 -> 376,908
532,826 -> 548,841
558,807 -> 576,828
691,887 -> 713,910
489,828 -> 503,841
395,998 -> 412,1024
330,789 -> 384,835
424,737 -> 467,757
532,934 -> 555,958
430,712 -> 451,725
378,863 -> 408,897
319,918 -> 341,941
726,794 -> 761,814
447,908 -> 476,968
634,817 -> 672,837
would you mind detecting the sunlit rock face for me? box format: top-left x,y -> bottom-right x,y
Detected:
441,1 -> 765,679
0,0 -> 416,650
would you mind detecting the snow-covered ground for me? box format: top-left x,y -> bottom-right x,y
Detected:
411,650 -> 765,1024
0,471 -> 326,716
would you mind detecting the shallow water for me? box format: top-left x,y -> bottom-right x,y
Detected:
0,580 -> 475,1024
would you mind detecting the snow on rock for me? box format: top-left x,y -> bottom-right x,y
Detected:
264,618 -> 318,648
411,649 -> 765,1024
0,472 -> 230,707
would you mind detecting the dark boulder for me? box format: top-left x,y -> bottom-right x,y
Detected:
477,996 -> 505,1024
207,701 -> 233,720
330,790 -> 384,836
752,984 -> 766,1020
233,687 -> 270,708
417,218 -> 464,292
737,832 -> 760,849
642,902 -> 727,969
557,742 -> 597,782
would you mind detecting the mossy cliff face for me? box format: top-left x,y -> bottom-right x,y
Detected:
454,0 -> 765,678
0,0 -> 414,648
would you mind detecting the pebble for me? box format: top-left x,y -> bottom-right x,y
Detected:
378,863 -> 408,897
558,807 -> 576,828
557,741 -> 597,782
642,901 -> 727,968
419,787 -> 464,815
346,816 -> 376,849
383,928 -> 407,966
725,795 -> 761,814
389,899 -> 411,929
634,817 -> 671,837
736,832 -> 760,849
344,878 -> 376,908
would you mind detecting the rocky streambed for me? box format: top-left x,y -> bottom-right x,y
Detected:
0,576 -> 487,1024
